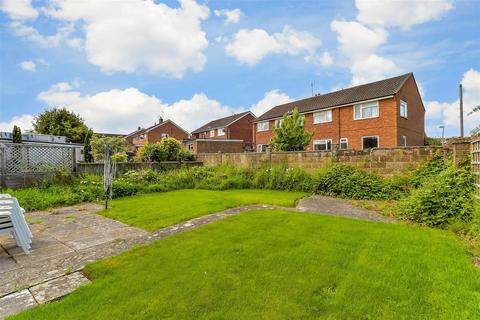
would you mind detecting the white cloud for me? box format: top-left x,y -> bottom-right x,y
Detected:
0,0 -> 38,20
36,82 -> 241,133
356,0 -> 453,30
36,82 -> 293,133
214,8 -> 242,25
425,69 -> 480,136
225,25 -> 321,65
0,114 -> 35,132
19,60 -> 36,72
331,20 -> 398,85
304,51 -> 333,66
250,90 -> 292,116
8,20 -> 75,48
43,0 -> 209,77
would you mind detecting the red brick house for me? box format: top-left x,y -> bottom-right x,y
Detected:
253,73 -> 425,151
125,118 -> 189,151
186,111 -> 256,153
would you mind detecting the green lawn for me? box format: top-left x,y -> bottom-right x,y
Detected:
98,189 -> 307,230
12,210 -> 480,319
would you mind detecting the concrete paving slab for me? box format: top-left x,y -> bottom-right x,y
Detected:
0,290 -> 37,319
30,272 -> 90,304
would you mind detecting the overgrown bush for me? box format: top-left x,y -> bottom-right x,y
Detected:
315,164 -> 403,200
135,138 -> 188,162
253,166 -> 315,192
112,153 -> 128,162
397,157 -> 474,227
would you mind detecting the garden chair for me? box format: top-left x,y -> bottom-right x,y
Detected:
0,194 -> 32,255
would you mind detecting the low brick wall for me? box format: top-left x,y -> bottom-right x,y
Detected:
76,161 -> 202,175
196,147 -> 448,175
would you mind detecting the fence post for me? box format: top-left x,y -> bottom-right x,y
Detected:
0,145 -> 5,189
72,147 -> 77,172
472,138 -> 480,199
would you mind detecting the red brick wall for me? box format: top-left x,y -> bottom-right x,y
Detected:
395,76 -> 425,146
146,121 -> 188,143
196,140 -> 245,153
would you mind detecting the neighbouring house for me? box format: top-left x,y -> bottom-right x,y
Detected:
125,118 -> 190,152
253,73 -> 425,151
0,132 -> 85,162
186,111 -> 256,154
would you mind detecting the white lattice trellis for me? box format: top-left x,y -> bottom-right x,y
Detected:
1,143 -> 74,174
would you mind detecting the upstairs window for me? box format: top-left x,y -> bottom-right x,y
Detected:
218,128 -> 225,136
340,138 -> 348,149
400,100 -> 408,118
313,139 -> 332,151
313,110 -> 332,124
210,130 -> 215,137
161,133 -> 169,138
257,121 -> 269,132
354,101 -> 379,120
274,119 -> 283,128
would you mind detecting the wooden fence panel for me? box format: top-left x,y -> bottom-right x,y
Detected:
472,138 -> 480,199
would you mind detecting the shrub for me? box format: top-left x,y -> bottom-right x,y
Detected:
397,157 -> 474,227
112,153 -> 128,162
160,137 -> 182,160
409,153 -> 449,187
178,148 -> 194,161
112,180 -> 142,198
253,166 -> 314,192
137,143 -> 166,162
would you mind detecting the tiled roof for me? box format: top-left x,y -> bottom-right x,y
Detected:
192,111 -> 253,134
255,73 -> 412,122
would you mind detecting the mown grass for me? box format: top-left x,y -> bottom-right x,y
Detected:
11,210 -> 480,320
98,189 -> 307,230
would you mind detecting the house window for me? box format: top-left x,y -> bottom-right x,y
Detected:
340,138 -> 348,149
218,128 -> 225,136
274,119 -> 283,128
402,135 -> 407,146
161,133 -> 169,138
210,130 -> 215,137
257,144 -> 268,152
362,136 -> 379,149
313,139 -> 332,151
257,121 -> 269,132
354,101 -> 379,120
400,100 -> 408,118
188,143 -> 194,151
313,110 -> 332,124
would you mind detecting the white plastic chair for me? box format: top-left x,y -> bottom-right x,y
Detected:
0,194 -> 32,255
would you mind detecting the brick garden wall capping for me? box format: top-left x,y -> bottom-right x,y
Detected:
195,146 -> 455,176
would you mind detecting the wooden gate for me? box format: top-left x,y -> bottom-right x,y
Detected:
473,137 -> 480,199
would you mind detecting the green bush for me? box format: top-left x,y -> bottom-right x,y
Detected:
397,157 -> 474,227
409,153 -> 449,187
112,180 -> 141,198
112,153 -> 128,162
253,166 -> 315,192
178,148 -> 194,161
315,164 -> 398,200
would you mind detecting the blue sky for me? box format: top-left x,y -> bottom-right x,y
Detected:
0,0 -> 479,136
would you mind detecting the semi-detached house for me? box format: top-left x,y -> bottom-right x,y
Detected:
253,73 -> 425,151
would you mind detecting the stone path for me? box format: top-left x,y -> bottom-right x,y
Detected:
0,196 -> 391,318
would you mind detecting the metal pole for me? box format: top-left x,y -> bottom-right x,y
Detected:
460,84 -> 464,138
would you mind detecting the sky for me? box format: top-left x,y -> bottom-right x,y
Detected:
0,0 -> 479,137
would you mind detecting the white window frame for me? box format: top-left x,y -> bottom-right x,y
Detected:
354,101 -> 379,120
274,119 -> 283,128
257,144 -> 268,152
209,130 -> 215,137
313,110 -> 332,124
218,127 -> 225,136
361,135 -> 379,149
400,100 -> 408,118
313,139 -> 332,151
340,138 -> 348,150
257,121 -> 269,132
161,133 -> 169,138
402,135 -> 407,146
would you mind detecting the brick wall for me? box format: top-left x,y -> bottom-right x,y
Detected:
191,140 -> 245,154
196,146 -> 447,175
146,122 -> 188,143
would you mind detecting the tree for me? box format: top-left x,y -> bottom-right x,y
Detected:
12,125 -> 22,143
269,107 -> 314,151
33,108 -> 89,143
135,138 -> 185,162
90,135 -> 126,161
